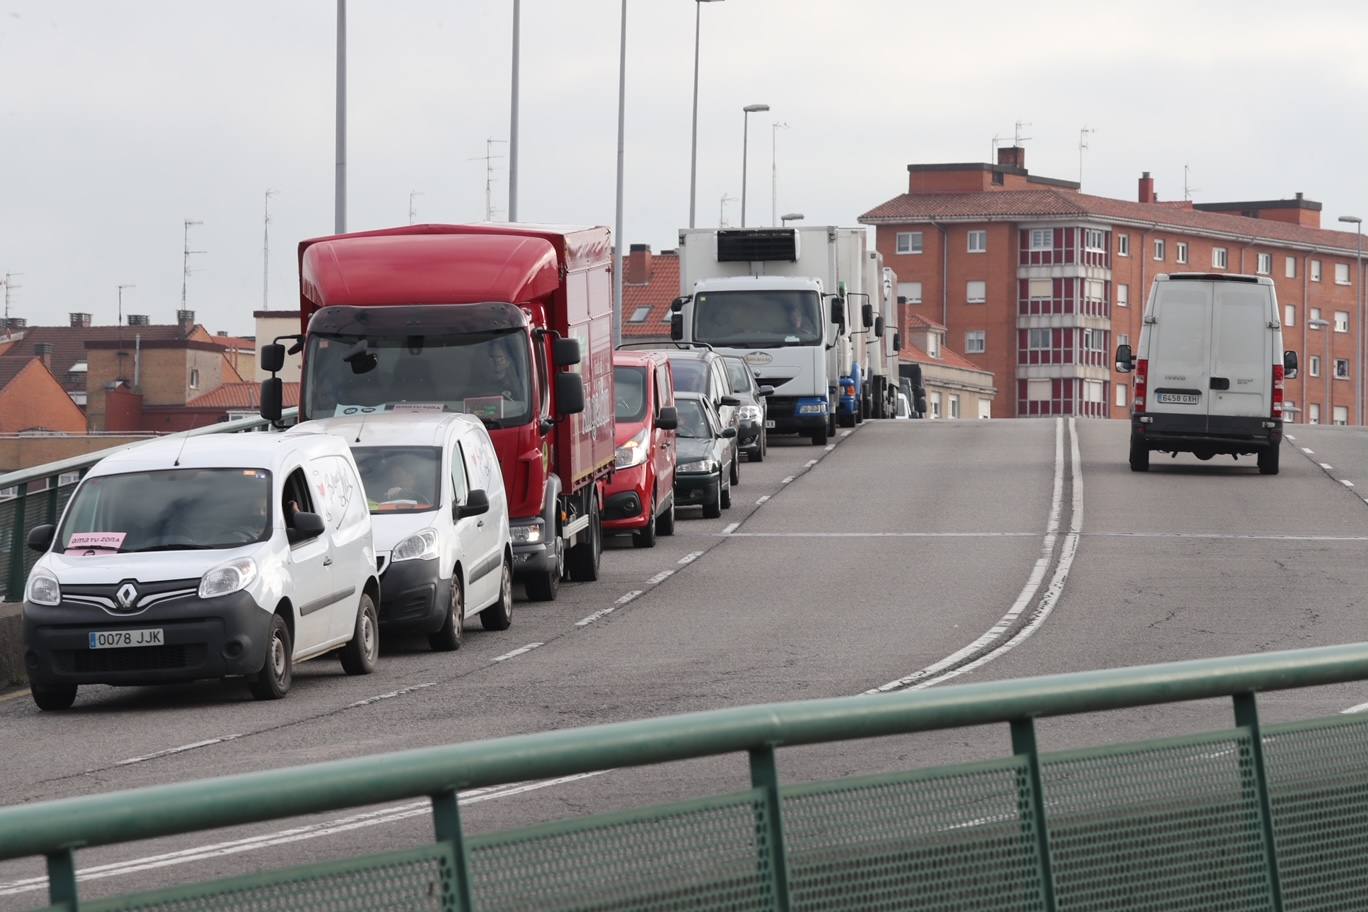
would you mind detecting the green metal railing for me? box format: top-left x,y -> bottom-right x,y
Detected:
4,642 -> 1368,911
1,410 -> 298,602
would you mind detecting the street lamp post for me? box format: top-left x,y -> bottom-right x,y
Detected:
508,0 -> 520,221
740,103 -> 769,228
688,0 -> 724,229
334,0 -> 346,234
612,0 -> 627,348
1338,215 -> 1363,425
780,212 -> 804,226
771,121 -> 789,227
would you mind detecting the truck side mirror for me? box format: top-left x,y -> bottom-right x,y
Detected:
829,298 -> 845,332
670,312 -> 683,341
862,303 -> 874,326
260,343 -> 286,374
892,332 -> 901,352
671,295 -> 689,313
1115,343 -> 1134,373
555,373 -> 585,415
260,378 -> 283,422
874,316 -> 885,338
553,338 -> 581,367
1283,350 -> 1298,379
656,406 -> 678,430
27,524 -> 55,554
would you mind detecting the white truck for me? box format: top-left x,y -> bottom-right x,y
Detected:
674,227 -> 859,445
851,251 -> 899,420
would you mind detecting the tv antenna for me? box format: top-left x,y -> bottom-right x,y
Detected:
180,219 -> 205,310
1183,163 -> 1200,201
1013,120 -> 1032,147
118,284 -> 135,326
1078,126 -> 1096,184
262,190 -> 277,310
719,192 -> 736,228
468,139 -> 507,221
990,132 -> 1010,161
408,190 -> 423,225
1,272 -> 21,328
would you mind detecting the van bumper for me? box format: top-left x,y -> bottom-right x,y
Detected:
377,557 -> 449,632
766,396 -> 828,433
1132,413 -> 1282,452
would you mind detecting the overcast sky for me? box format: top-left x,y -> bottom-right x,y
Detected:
3,0 -> 1366,336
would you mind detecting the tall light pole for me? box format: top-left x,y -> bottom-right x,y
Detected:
771,121 -> 789,227
688,0 -> 725,229
508,0 -> 520,221
612,0 -> 627,348
263,189 -> 277,310
117,284 -> 135,327
780,212 -> 804,226
740,103 -> 769,228
334,0 -> 347,234
1339,215 -> 1363,425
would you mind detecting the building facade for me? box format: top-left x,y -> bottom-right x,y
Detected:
899,315 -> 997,419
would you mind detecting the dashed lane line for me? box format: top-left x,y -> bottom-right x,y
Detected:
678,550 -> 704,565
644,570 -> 674,586
781,475 -> 795,484
727,531 -> 1039,539
755,495 -> 770,505
1342,701 -> 1368,714
721,522 -> 739,535
112,736 -> 243,769
491,643 -> 543,662
1320,463 -> 1334,471
1301,447 -> 1314,454
349,682 -> 437,709
1343,480 -> 1356,488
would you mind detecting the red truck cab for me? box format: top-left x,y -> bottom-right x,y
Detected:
260,224 -> 615,602
603,351 -> 678,547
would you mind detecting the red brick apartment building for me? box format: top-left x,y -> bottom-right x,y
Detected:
861,148 -> 1365,423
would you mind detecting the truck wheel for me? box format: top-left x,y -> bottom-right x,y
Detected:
480,558 -> 514,631
428,574 -> 465,651
1129,436 -> 1150,473
656,497 -> 675,536
339,593 -> 379,676
827,414 -> 837,436
30,682 -> 77,711
703,475 -> 723,518
839,412 -> 856,428
249,613 -> 293,700
567,500 -> 602,582
1258,444 -> 1280,476
811,425 -> 829,445
634,497 -> 658,548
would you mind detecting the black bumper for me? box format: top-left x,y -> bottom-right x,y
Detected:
377,557 -> 449,632
737,420 -> 764,451
603,490 -> 644,522
1133,413 -> 1282,453
674,473 -> 719,506
765,397 -> 826,433
24,591 -> 270,687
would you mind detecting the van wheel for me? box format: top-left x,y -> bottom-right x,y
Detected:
811,425 -> 829,445
524,537 -> 562,601
30,682 -> 77,711
429,575 -> 465,651
656,496 -> 675,536
839,412 -> 856,428
339,593 -> 379,676
634,497 -> 658,548
250,614 -> 292,700
481,559 -> 514,631
1258,444 -> 1280,476
1129,436 -> 1151,473
566,499 -> 601,582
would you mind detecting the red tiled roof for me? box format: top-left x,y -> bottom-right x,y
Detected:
899,343 -> 983,373
621,252 -> 680,338
186,381 -> 299,410
861,188 -> 1363,253
905,313 -> 948,332
0,324 -> 192,392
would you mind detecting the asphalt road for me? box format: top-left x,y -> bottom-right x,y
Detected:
2,418 -> 1367,907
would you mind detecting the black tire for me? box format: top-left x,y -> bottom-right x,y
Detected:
1129,436 -> 1150,473
1258,443 -> 1280,476
339,593 -> 379,676
523,536 -> 562,602
729,450 -> 741,486
428,574 -> 465,651
656,496 -> 675,536
249,613 -> 293,700
838,411 -> 856,428
481,558 -> 514,631
634,497 -> 658,548
721,475 -> 732,509
827,414 -> 837,437
566,499 -> 602,582
811,425 -> 829,445
30,682 -> 76,711
702,475 -> 723,518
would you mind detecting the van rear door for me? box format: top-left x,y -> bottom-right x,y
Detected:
1209,282 -> 1273,418
1148,280 -> 1211,418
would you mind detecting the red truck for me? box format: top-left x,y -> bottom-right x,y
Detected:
259,224 -> 615,601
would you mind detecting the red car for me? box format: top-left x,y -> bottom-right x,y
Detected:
603,351 -> 678,547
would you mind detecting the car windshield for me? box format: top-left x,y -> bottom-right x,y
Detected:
57,468 -> 272,553
676,400 -> 711,438
692,290 -> 823,346
724,360 -> 753,394
304,330 -> 532,429
351,446 -> 442,514
615,366 -> 648,422
669,358 -> 709,393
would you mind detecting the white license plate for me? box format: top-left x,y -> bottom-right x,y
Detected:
1156,392 -> 1200,405
89,628 -> 164,649
764,420 -> 776,429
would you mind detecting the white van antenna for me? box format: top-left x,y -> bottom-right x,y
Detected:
354,413 -> 368,443
172,434 -> 190,467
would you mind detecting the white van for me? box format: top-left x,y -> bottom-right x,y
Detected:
22,434 -> 380,710
1117,273 -> 1298,474
290,414 -> 513,650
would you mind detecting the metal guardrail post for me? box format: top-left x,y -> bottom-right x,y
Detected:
431,790 -> 475,912
1233,692 -> 1285,912
6,481 -> 28,601
46,848 -> 78,910
1010,718 -> 1058,912
748,747 -> 791,912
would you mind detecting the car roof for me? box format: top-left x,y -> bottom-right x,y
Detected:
88,432 -> 348,478
664,349 -> 715,362
287,412 -> 484,448
612,350 -> 669,368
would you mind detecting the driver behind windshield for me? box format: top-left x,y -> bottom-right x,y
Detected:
676,401 -> 710,438
465,338 -> 529,419
780,298 -> 816,337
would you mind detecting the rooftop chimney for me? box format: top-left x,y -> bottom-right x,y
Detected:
127,314 -> 150,326
3,317 -> 25,333
69,312 -> 92,328
34,341 -> 53,367
1138,171 -> 1156,204
997,146 -> 1026,170
625,244 -> 653,285
176,309 -> 195,333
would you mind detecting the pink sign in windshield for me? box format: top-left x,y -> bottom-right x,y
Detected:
66,532 -> 126,554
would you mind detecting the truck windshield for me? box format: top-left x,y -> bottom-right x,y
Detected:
304,331 -> 532,428
57,468 -> 272,553
614,366 -> 648,422
692,290 -> 822,347
351,446 -> 442,514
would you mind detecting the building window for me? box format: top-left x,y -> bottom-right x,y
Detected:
1257,253 -> 1272,275
927,332 -> 940,358
1309,403 -> 1321,424
898,282 -> 922,304
1084,279 -> 1105,302
1334,406 -> 1349,426
1335,311 -> 1350,333
1030,229 -> 1053,251
896,231 -> 923,255
966,280 -> 986,304
1311,259 -> 1322,282
1117,233 -> 1130,256
1116,384 -> 1128,408
189,367 -> 200,389
1084,380 -> 1105,404
1117,283 -> 1129,308
1028,278 -> 1052,299
967,230 -> 987,253
629,306 -> 651,323
1117,332 -> 1130,348
949,394 -> 961,418
1309,355 -> 1321,377
1176,242 -> 1189,264
1212,247 -> 1228,269
1310,306 -> 1322,326
1027,328 -> 1051,350
1336,358 -> 1350,379
1083,229 -> 1105,251
1027,379 -> 1051,401
1153,239 -> 1165,261
1285,400 -> 1296,423
930,391 -> 942,419
1286,256 -> 1297,279
1335,263 -> 1351,285
1284,305 -> 1295,328
965,331 -> 986,354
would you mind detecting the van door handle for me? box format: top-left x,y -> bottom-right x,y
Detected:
477,520 -> 485,528
1209,377 -> 1230,390
322,556 -> 334,566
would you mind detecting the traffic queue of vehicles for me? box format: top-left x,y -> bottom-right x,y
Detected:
19,222 -> 906,711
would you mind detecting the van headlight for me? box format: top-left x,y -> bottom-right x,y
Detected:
614,429 -> 649,469
199,557 -> 258,599
26,570 -> 61,607
510,520 -> 545,545
391,528 -> 440,562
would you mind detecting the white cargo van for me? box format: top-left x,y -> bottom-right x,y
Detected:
1116,273 -> 1298,474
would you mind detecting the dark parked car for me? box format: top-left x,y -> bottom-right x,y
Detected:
658,348 -> 741,487
722,356 -> 773,462
671,392 -> 737,519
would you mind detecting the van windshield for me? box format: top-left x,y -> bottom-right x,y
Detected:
692,290 -> 822,347
614,367 -> 648,422
351,446 -> 442,514
57,468 -> 272,553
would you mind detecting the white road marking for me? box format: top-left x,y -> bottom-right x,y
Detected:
491,642 -> 543,662
781,475 -> 795,484
1085,532 -> 1368,542
1302,448 -> 1314,454
678,551 -> 704,565
755,495 -> 770,505
1343,480 -> 1356,488
1341,701 -> 1368,715
1320,463 -> 1334,471
805,459 -> 818,467
721,522 -> 738,535
1286,434 -> 1296,441
840,429 -> 852,437
825,444 -> 835,452
0,773 -> 608,897
575,589 -> 646,626
644,570 -> 674,586
348,682 -> 436,709
113,736 -> 242,768
727,531 -> 1038,538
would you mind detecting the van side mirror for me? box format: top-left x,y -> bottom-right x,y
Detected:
720,396 -> 741,408
260,343 -> 286,374
670,312 -> 683,341
260,378 -> 283,422
553,338 -> 581,367
1283,350 -> 1298,379
455,489 -> 490,520
893,332 -> 901,352
721,427 -> 737,439
1115,343 -> 1134,373
27,524 -> 55,553
874,316 -> 885,338
656,406 -> 678,430
862,303 -> 874,326
556,373 -> 585,415
758,385 -> 774,397
287,511 -> 325,544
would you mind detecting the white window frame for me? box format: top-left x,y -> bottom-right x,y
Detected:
1309,355 -> 1321,377
1115,384 -> 1128,408
1335,263 -> 1351,285
1335,311 -> 1349,333
949,394 -> 961,418
1026,378 -> 1051,401
1028,278 -> 1052,300
927,332 -> 940,358
1310,306 -> 1323,325
1284,305 -> 1295,328
1212,247 -> 1229,269
1117,283 -> 1129,308
966,280 -> 986,304
964,331 -> 986,354
1117,233 -> 1130,256
930,391 -> 942,419
1335,358 -> 1350,379
1334,406 -> 1349,426
1257,253 -> 1272,275
1311,259 -> 1322,282
1027,328 -> 1051,351
1117,332 -> 1130,347
1153,238 -> 1165,261
1285,256 -> 1297,279
1029,229 -> 1053,251
896,231 -> 924,255
189,367 -> 200,389
1176,242 -> 1189,264
967,230 -> 987,253
1083,229 -> 1105,252
898,282 -> 922,304
1309,403 -> 1321,424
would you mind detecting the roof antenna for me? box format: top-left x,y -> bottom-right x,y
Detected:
172,433 -> 191,467
354,412 -> 368,443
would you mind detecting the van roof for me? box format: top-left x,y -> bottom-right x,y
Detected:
88,432 -> 347,478
1156,272 -> 1272,286
288,412 -> 484,448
